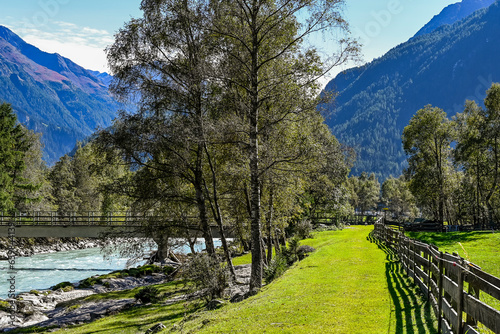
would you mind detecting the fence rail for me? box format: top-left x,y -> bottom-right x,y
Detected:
374,221 -> 500,334
0,211 -> 195,227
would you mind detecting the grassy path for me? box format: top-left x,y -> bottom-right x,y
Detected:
184,226 -> 437,333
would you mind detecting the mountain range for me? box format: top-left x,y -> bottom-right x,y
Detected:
322,0 -> 500,180
0,25 -> 119,164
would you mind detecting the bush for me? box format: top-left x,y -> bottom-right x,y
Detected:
295,220 -> 313,239
51,282 -> 74,291
297,245 -> 316,260
283,237 -> 301,264
183,254 -> 229,301
264,254 -> 288,283
134,286 -> 162,304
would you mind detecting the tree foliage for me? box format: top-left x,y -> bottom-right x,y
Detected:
401,83 -> 500,227
0,103 -> 42,212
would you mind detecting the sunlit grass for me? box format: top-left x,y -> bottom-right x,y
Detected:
14,227 -> 438,333
179,227 -> 436,333
407,230 -> 500,334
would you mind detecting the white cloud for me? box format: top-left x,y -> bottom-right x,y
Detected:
22,35 -> 108,72
4,19 -> 112,72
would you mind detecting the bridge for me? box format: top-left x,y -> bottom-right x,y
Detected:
0,211 -> 229,238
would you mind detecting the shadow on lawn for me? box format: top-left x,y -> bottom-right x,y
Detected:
406,231 -> 491,248
368,233 -> 438,334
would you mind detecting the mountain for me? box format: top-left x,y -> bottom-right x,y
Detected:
0,25 -> 119,164
321,0 -> 500,180
87,70 -> 114,88
414,0 -> 496,37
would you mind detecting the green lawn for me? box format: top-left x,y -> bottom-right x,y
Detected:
20,227 -> 437,333
407,230 -> 500,334
181,226 -> 436,333
406,231 -> 500,278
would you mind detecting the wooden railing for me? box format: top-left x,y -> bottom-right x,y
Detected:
374,221 -> 500,334
0,211 -> 194,226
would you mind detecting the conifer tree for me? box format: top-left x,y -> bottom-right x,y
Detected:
0,103 -> 39,212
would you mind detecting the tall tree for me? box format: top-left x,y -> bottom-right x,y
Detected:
347,172 -> 380,214
381,175 -> 417,218
210,0 -> 358,292
14,129 -> 50,212
454,83 -> 500,226
402,105 -> 454,225
104,0 -> 219,256
0,103 -> 39,212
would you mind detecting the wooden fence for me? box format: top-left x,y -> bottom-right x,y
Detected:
374,221 -> 500,334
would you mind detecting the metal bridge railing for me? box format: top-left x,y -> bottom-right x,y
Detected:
0,211 -> 162,226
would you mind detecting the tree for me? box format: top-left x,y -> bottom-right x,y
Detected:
454,83 -> 500,226
381,175 -> 417,218
48,155 -> 79,215
402,105 -> 454,225
210,0 -> 358,292
347,172 -> 380,214
104,0 -> 219,258
14,129 -> 51,212
0,103 -> 40,212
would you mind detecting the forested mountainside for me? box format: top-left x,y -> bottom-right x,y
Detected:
0,25 -> 119,164
321,0 -> 500,180
414,0 -> 496,37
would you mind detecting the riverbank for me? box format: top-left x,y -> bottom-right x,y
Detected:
0,238 -> 104,259
0,261 -> 251,332
0,263 -> 179,330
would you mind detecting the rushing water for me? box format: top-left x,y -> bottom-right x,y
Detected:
0,240 -> 221,299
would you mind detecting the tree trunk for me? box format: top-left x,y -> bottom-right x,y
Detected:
248,3 -> 263,293
194,148 -> 215,255
266,185 -> 274,264
203,143 -> 236,279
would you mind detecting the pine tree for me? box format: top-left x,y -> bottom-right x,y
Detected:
0,103 -> 37,212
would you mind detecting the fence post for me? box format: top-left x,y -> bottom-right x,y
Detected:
426,247 -> 431,300
411,239 -> 416,280
437,251 -> 444,334
455,268 -> 464,334
466,269 -> 479,327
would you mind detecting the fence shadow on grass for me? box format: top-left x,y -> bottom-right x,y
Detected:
368,232 -> 438,334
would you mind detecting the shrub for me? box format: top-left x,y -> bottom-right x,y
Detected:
297,245 -> 316,260
134,286 -> 162,304
264,254 -> 288,283
283,237 -> 301,264
183,253 -> 229,301
51,282 -> 74,291
295,220 -> 313,239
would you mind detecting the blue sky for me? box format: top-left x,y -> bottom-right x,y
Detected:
0,0 -> 458,85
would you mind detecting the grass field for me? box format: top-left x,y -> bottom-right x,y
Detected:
407,230 -> 500,334
16,226 -> 438,333
181,226 -> 436,334
406,230 -> 500,278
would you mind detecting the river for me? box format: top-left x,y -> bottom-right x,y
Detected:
0,240 -> 221,299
